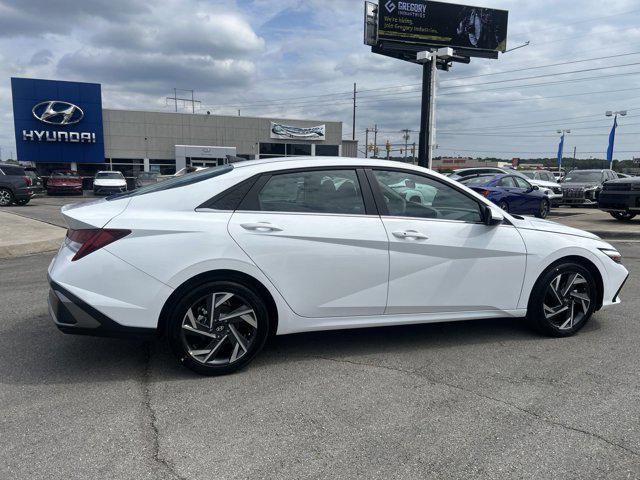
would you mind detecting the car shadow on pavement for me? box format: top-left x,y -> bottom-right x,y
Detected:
0,314 -> 603,384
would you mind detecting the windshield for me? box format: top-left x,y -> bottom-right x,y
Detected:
563,171 -> 603,183
51,171 -> 79,178
108,164 -> 233,200
96,172 -> 124,179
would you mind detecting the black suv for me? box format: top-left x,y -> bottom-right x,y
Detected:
598,176 -> 640,221
0,163 -> 35,206
561,169 -> 617,206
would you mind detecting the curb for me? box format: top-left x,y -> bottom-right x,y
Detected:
0,237 -> 63,260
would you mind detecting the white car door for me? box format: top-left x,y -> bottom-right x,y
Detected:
369,169 -> 527,315
228,168 -> 389,318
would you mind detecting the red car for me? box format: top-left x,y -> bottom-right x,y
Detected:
47,170 -> 83,196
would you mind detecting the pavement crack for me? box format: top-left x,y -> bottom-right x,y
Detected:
142,342 -> 188,480
315,355 -> 640,458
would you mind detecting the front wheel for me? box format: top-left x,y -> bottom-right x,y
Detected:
527,263 -> 597,337
0,188 -> 14,206
610,211 -> 636,221
15,198 -> 30,206
535,199 -> 550,219
168,281 -> 270,376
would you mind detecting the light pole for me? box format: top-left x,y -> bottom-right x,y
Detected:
556,129 -> 571,173
606,110 -> 627,167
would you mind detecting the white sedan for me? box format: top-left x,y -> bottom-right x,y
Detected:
48,158 -> 628,375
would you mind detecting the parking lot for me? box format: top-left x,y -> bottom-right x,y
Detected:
0,196 -> 638,479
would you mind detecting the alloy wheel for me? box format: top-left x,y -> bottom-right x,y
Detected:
0,189 -> 12,206
543,272 -> 591,331
180,291 -> 258,365
539,200 -> 549,219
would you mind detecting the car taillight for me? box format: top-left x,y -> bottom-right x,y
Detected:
23,176 -> 32,186
66,228 -> 131,261
479,189 -> 491,197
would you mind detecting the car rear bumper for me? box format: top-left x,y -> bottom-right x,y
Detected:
48,278 -> 155,338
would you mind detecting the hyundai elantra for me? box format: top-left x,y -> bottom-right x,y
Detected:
48,158 -> 628,375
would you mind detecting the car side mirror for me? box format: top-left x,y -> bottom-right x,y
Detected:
483,205 -> 504,226
532,185 -> 539,190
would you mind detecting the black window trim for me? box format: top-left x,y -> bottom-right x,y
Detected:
364,167 -> 489,225
236,166 -> 378,216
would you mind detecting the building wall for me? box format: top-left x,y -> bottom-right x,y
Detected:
103,109 -> 343,160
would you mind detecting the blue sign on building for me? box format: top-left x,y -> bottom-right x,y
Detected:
11,77 -> 105,164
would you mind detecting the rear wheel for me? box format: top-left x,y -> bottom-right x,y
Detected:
15,198 -> 30,206
0,188 -> 14,206
168,281 -> 269,376
535,199 -> 550,219
610,211 -> 636,221
527,262 -> 597,337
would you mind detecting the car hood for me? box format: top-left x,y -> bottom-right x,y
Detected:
561,182 -> 600,189
94,178 -> 126,187
510,216 -> 600,240
529,179 -> 560,188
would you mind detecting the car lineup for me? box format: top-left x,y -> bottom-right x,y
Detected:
459,173 -> 550,218
47,157 -> 628,375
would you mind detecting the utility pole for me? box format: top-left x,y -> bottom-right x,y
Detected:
373,124 -> 378,158
352,83 -> 357,141
166,89 -> 201,113
418,53 -> 437,169
365,128 -> 369,158
401,129 -> 411,162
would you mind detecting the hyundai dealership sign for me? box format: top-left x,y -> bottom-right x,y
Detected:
11,78 -> 105,163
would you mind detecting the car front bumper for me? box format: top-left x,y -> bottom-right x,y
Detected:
598,191 -> 640,213
93,185 -> 127,195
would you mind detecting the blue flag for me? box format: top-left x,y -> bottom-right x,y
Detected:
607,116 -> 618,164
557,133 -> 565,169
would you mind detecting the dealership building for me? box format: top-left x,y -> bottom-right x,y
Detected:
11,77 -> 357,178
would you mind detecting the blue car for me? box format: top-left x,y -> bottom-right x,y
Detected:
460,174 -> 550,218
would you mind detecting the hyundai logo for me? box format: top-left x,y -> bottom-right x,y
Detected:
32,101 -> 84,125
384,1 -> 396,13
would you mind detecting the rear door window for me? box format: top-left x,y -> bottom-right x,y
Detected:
1,166 -> 25,176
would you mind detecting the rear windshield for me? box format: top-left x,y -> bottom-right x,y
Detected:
51,171 -> 79,178
460,175 -> 493,186
520,172 -> 535,179
1,166 -> 26,176
108,164 -> 233,200
96,172 -> 124,179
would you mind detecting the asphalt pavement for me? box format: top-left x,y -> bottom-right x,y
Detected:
1,244 -> 639,479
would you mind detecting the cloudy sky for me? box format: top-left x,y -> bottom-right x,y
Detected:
1,0 -> 640,160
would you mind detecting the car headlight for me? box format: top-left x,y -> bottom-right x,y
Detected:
600,248 -> 623,264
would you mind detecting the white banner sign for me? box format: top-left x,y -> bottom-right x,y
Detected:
270,122 -> 325,140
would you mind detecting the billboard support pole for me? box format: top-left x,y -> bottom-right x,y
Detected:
418,54 -> 437,169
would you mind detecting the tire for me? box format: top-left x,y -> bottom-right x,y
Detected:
526,262 -> 597,337
610,211 -> 636,221
167,280 -> 270,376
498,200 -> 509,213
15,198 -> 30,206
0,188 -> 15,206
535,199 -> 550,219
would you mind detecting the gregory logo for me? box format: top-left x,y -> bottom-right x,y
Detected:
384,1 -> 396,13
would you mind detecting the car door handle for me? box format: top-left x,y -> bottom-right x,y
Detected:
392,230 -> 428,240
240,222 -> 283,232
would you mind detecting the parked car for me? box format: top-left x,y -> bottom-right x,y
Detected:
47,170 -> 83,196
518,170 -> 563,206
47,158 -> 628,375
560,169 -> 618,206
135,172 -> 160,189
460,173 -> 550,218
0,162 -> 35,206
23,167 -> 44,194
598,175 -> 640,221
93,171 -> 127,195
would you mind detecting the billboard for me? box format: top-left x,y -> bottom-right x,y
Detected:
377,0 -> 508,52
270,122 -> 326,140
11,77 -> 105,163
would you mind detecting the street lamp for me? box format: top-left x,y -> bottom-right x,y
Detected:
556,129 -> 571,173
605,110 -> 627,166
